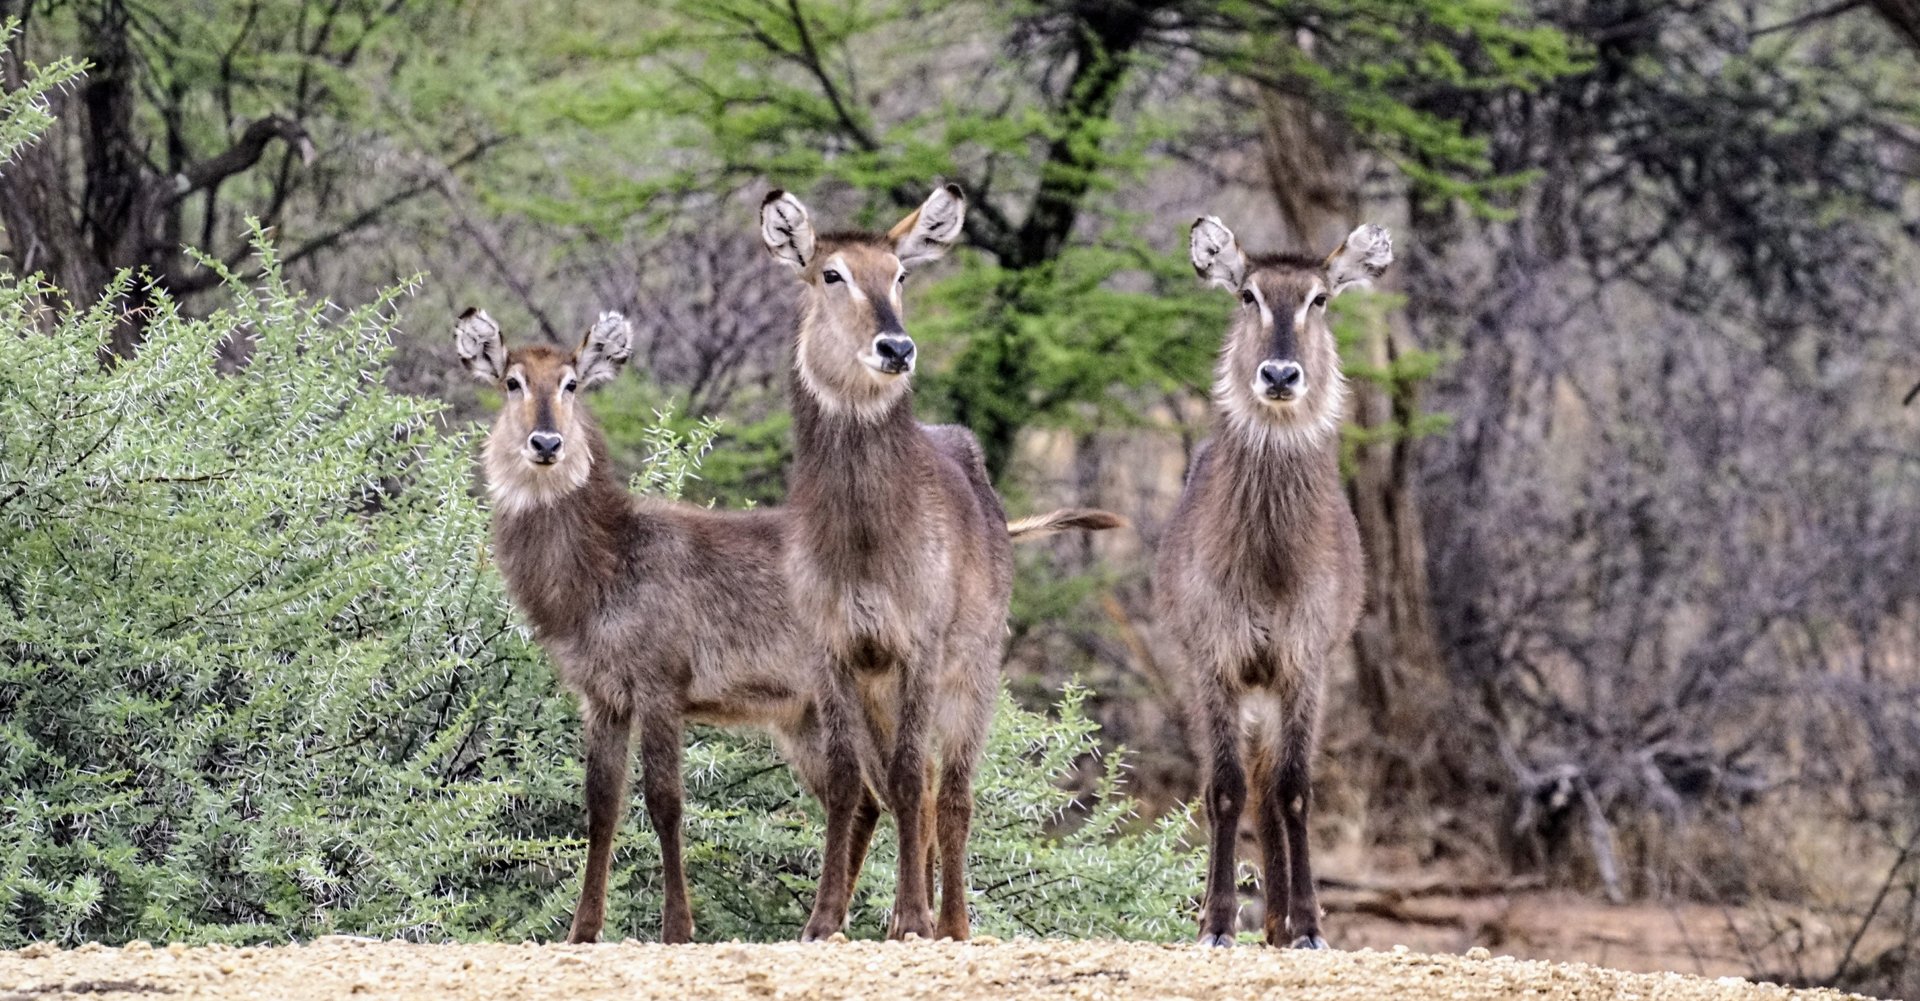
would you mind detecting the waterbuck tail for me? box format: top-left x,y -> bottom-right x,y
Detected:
1006,508 -> 1128,542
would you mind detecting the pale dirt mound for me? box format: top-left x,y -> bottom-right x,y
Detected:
0,937 -> 1885,1001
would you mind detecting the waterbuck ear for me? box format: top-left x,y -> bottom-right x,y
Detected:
1326,223 -> 1393,296
575,311 -> 633,390
454,308 -> 506,384
1189,216 -> 1248,291
760,190 -> 816,271
891,184 -> 966,269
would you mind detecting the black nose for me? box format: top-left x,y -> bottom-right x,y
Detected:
527,431 -> 563,463
873,336 -> 915,374
1258,361 -> 1305,399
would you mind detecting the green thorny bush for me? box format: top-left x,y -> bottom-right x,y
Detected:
0,224 -> 1199,942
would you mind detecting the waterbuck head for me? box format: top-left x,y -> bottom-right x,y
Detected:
1189,216 -> 1393,447
760,184 -> 966,420
455,308 -> 633,513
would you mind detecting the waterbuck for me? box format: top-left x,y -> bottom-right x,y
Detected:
761,185 -> 1121,941
457,306 -> 1114,944
1154,216 -> 1392,949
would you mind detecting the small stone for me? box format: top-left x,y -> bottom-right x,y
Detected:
1466,947 -> 1491,961
972,935 -> 1002,946
18,941 -> 59,958
124,940 -> 153,954
827,932 -> 849,944
167,942 -> 189,956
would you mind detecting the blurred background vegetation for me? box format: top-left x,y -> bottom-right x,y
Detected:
2,0 -> 1919,995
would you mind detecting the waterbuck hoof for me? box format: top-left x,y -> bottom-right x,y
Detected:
886,911 -> 934,941
799,923 -> 844,943
1198,932 -> 1235,948
1290,935 -> 1330,950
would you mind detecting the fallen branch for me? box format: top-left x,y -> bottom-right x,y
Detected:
1317,873 -> 1546,900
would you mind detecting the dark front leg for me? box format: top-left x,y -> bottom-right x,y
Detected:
1276,720 -> 1326,949
883,668 -> 934,940
933,759 -> 974,940
1196,682 -> 1246,947
802,661 -> 868,941
568,701 -> 633,944
638,716 -> 693,944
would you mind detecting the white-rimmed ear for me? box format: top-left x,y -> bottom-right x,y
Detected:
760,190 -> 816,270
454,308 -> 505,384
890,184 -> 966,269
1189,216 -> 1248,291
575,311 -> 633,390
1327,223 -> 1393,295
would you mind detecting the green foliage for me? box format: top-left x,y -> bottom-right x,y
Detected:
0,227 -> 1198,945
0,240 -> 575,944
0,21 -> 80,167
918,244 -> 1222,473
612,689 -> 1199,942
589,376 -> 792,507
478,0 -> 1572,481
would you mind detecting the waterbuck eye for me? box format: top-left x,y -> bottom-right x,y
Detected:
1239,290 -> 1255,305
1313,293 -> 1329,309
896,272 -> 907,285
823,269 -> 844,284
563,378 -> 579,394
504,377 -> 522,392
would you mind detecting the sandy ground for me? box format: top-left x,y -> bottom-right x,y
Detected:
0,937 -> 1884,1001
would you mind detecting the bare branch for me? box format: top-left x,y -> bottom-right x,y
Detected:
168,114 -> 314,204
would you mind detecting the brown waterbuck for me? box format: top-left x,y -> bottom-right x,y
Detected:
1154,216 -> 1392,949
761,185 -> 1123,941
457,306 -> 1114,944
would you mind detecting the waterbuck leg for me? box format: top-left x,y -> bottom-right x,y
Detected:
802,661 -> 869,941
1278,698 -> 1327,949
1196,680 -> 1246,947
845,788 -> 883,890
568,699 -> 633,944
922,764 -> 940,923
638,714 -> 693,944
883,664 -> 935,940
1251,747 -> 1292,947
934,757 -> 976,940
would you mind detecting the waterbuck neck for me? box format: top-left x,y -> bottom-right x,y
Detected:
1200,411 -> 1343,592
487,419 -> 640,641
788,363 -> 930,561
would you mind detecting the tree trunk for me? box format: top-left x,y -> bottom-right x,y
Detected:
0,1 -> 314,357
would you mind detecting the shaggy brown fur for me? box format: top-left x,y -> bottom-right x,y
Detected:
761,185 -> 1124,942
456,307 -> 1115,945
1154,217 -> 1392,949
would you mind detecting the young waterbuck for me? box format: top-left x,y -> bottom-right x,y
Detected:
458,306 -> 1113,944
761,185 -> 1122,941
455,308 -> 877,945
1154,216 -> 1392,949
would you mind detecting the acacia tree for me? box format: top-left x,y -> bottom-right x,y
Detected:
510,0 -> 1574,477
